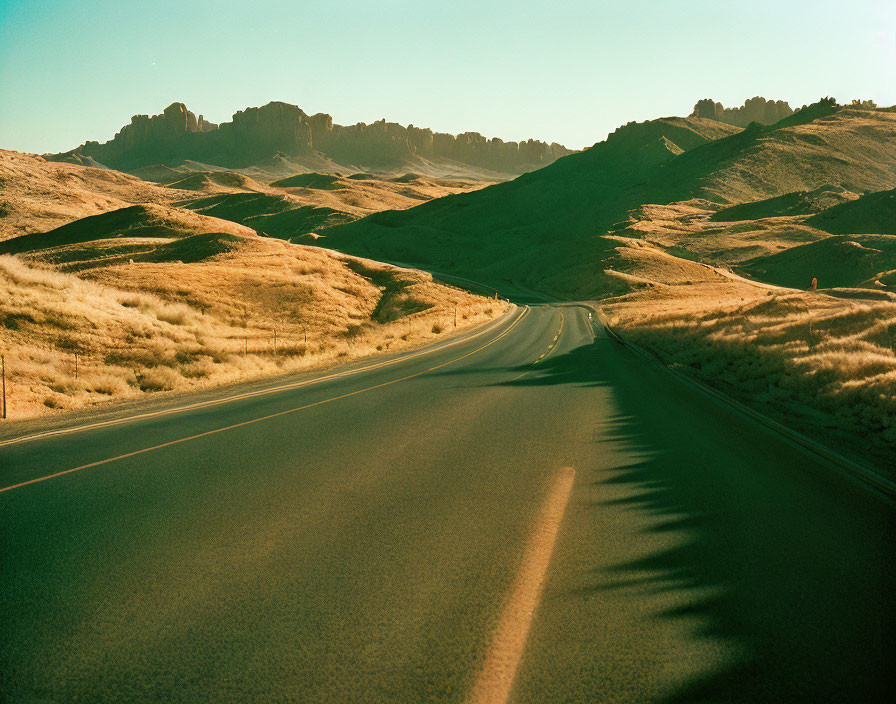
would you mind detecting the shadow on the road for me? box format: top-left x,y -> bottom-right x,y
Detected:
486,339 -> 895,702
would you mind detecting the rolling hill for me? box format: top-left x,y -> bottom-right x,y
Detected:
806,187 -> 896,235
0,151 -> 493,248
0,149 -> 192,240
740,234 -> 896,289
315,102 -> 896,299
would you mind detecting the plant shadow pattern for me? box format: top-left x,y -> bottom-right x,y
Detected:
460,338 -> 895,703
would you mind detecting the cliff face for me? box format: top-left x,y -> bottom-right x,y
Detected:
691,97 -> 794,127
50,101 -> 573,176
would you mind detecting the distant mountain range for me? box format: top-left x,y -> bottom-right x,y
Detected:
47,102 -> 574,180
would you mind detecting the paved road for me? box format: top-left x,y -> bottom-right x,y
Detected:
1,305 -> 893,702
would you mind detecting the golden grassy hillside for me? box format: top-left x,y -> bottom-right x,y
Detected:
0,235 -> 505,420
0,152 -> 505,420
603,274 -> 895,469
0,150 -> 193,240
174,171 -> 494,241
0,150 -> 492,247
0,203 -> 256,257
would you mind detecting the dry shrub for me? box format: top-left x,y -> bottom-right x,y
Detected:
136,366 -> 181,392
86,373 -> 131,396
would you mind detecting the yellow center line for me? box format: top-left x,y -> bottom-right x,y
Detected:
1,308 -> 530,495
532,311 -> 564,365
467,467 -> 576,704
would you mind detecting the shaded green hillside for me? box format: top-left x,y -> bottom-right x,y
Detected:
740,234 -> 896,289
316,103 -> 896,298
807,188 -> 896,235
710,186 -> 852,222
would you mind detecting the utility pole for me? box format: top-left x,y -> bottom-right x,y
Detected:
454,305 -> 458,328
74,352 -> 79,380
1,354 -> 6,420
273,328 -> 278,355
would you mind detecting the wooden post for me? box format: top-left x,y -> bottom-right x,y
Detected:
454,305 -> 458,327
244,336 -> 248,356
806,305 -> 813,345
303,327 -> 307,345
273,328 -> 278,355
74,352 -> 79,380
1,354 -> 6,420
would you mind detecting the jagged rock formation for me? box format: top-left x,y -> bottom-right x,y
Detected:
692,97 -> 794,127
49,102 -> 573,177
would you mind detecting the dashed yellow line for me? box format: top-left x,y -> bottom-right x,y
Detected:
467,466 -> 576,704
532,312 -> 564,365
1,308 -> 531,495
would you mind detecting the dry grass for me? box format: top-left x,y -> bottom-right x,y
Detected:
702,107 -> 896,204
0,150 -> 506,421
604,284 -> 896,469
0,240 -> 506,420
0,150 -> 194,240
0,149 -> 492,247
265,172 -> 493,219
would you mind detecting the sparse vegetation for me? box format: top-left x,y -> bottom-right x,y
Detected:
605,286 -> 896,470
0,242 -> 506,419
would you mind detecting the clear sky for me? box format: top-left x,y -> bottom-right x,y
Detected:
1,0 -> 894,153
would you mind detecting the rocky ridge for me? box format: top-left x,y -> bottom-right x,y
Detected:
49,102 -> 573,177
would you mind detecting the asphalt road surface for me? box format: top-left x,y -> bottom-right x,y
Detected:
1,305 -> 893,702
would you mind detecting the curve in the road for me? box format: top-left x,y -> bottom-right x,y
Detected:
1,307 -> 532,494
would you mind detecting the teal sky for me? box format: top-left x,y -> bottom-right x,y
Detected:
1,0 -> 894,153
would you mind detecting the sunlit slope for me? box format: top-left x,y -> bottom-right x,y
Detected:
174,172 -> 494,241
0,204 -> 255,257
0,222 -> 503,419
318,104 -> 896,298
0,150 -> 191,240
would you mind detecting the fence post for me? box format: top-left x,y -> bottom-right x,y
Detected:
1,354 -> 6,420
